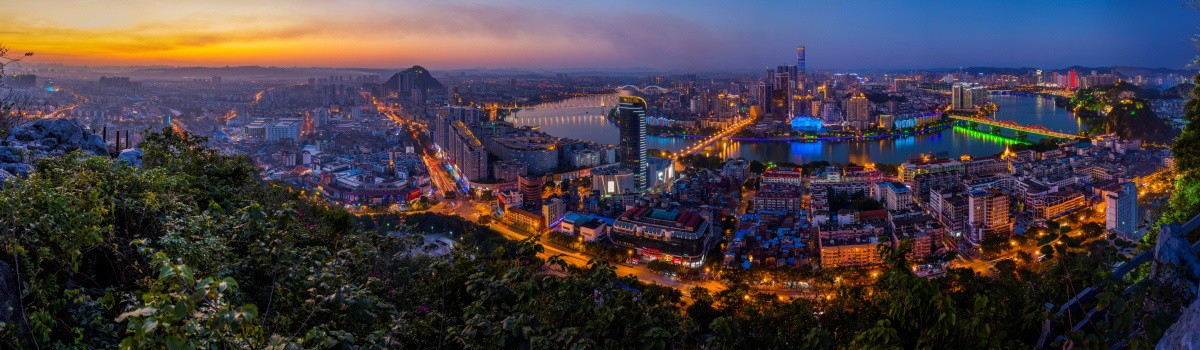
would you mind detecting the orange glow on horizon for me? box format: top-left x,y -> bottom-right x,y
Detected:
0,1 -> 640,68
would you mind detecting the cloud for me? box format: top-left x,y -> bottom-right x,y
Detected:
0,1 -> 735,69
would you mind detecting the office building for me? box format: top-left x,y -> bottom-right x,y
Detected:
447,122 -> 488,182
265,121 -> 301,142
618,88 -> 648,191
519,175 -> 545,209
796,46 -> 806,89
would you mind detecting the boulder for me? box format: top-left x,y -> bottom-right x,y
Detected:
1,163 -> 32,177
6,118 -> 107,157
117,148 -> 142,168
1157,297 -> 1200,349
0,146 -> 23,163
1153,222 -> 1200,281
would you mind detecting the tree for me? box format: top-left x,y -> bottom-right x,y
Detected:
0,45 -> 33,135
747,160 -> 766,174
576,176 -> 592,192
0,129 -> 699,348
1163,74 -> 1200,240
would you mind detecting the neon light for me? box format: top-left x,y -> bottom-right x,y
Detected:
952,125 -> 1029,145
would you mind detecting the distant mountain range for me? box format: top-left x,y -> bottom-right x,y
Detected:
21,64 -> 1198,82
941,66 -> 1196,77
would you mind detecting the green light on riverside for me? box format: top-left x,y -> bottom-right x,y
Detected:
952,125 -> 1030,145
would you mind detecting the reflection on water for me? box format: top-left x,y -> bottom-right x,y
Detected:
509,94 -> 1076,164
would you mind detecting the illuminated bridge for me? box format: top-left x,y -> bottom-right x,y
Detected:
947,114 -> 1076,139
674,116 -> 756,159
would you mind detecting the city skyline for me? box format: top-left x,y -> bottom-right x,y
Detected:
3,0 -> 1199,70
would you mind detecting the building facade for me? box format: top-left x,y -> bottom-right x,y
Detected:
618,88 -> 648,191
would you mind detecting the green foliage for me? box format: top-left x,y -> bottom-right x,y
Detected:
1163,74 -> 1200,236
0,129 -> 694,348
1,120 -> 1190,348
747,160 -> 767,174
681,153 -> 726,170
1068,82 -> 1179,143
116,248 -> 261,349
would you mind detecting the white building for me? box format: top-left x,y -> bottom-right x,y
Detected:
1105,182 -> 1138,240
265,121 -> 300,142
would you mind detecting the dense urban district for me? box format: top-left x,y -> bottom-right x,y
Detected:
2,46 -> 1200,348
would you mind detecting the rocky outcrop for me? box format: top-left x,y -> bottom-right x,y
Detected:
7,118 -> 107,156
1157,297 -> 1200,349
1152,221 -> 1200,281
0,118 -> 109,177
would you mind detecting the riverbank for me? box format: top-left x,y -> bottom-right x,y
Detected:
647,120 -> 955,143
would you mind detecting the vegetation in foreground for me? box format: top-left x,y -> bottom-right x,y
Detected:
0,127 -> 1191,349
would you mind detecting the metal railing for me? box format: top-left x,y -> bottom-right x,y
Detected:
1038,212 -> 1200,348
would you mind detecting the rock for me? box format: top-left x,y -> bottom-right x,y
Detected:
1,163 -> 32,177
1153,222 -> 1200,281
0,146 -> 23,163
118,148 -> 142,168
5,118 -> 107,157
0,260 -> 22,326
1157,297 -> 1200,350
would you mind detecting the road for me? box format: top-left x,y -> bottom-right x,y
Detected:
367,101 -> 816,299
45,88 -> 88,119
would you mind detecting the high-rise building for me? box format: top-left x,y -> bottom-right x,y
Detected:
519,175 -> 545,209
1068,70 -> 1079,90
617,87 -> 648,191
1105,182 -> 1138,240
447,123 -> 488,181
969,85 -> 990,107
967,189 -> 1010,244
951,83 -> 970,110
845,93 -> 870,130
796,46 -> 806,89
951,83 -> 988,111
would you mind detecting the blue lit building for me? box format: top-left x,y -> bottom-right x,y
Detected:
789,116 -> 824,132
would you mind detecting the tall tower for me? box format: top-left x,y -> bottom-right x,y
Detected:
618,87 -> 648,191
796,46 -> 806,90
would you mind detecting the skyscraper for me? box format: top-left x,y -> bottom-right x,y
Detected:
845,93 -> 870,130
1105,182 -> 1138,240
618,87 -> 648,191
796,46 -> 806,89
951,83 -> 969,110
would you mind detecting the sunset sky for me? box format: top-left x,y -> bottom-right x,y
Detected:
2,0 -> 1199,70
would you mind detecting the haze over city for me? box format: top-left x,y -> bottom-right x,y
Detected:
4,0 -> 1199,70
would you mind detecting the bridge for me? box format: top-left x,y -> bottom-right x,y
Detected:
674,116 -> 756,160
526,94 -> 617,109
947,114 -> 1077,139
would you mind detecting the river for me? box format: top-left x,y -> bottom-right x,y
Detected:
508,93 -> 1078,164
